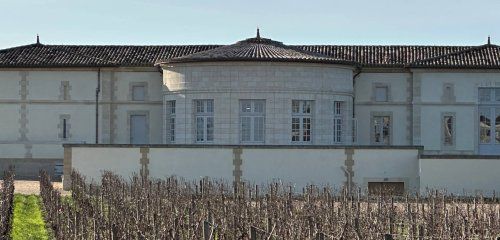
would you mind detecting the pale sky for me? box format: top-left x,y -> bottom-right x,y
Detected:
1,0 -> 499,49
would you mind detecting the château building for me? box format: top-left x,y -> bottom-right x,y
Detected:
1,31 -> 499,194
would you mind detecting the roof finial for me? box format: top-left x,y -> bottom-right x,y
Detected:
36,34 -> 40,44
256,27 -> 260,39
487,35 -> 491,45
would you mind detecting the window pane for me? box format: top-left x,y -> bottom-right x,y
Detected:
206,100 -> 214,113
292,100 -> 300,113
480,110 -> 491,144
302,117 -> 311,142
303,101 -> 312,114
196,100 -> 204,113
254,117 -> 264,142
63,119 -> 67,139
382,116 -> 390,144
169,118 -> 175,142
374,117 -> 381,143
334,101 -> 345,115
241,101 -> 251,113
206,117 -> 214,141
241,117 -> 251,142
196,117 -> 204,141
334,118 -> 343,143
373,116 -> 390,145
254,101 -> 264,113
167,101 -> 176,114
292,118 -> 300,141
495,89 -> 500,101
443,116 -> 453,145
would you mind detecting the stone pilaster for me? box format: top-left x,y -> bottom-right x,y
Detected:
140,147 -> 150,178
63,147 -> 72,190
232,148 -> 243,184
344,148 -> 355,193
412,73 -> 422,145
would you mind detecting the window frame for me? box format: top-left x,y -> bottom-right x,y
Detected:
441,112 -> 456,148
370,112 -> 392,145
194,99 -> 214,143
333,101 -> 346,144
239,100 -> 266,143
58,115 -> 71,140
291,100 -> 313,143
166,100 -> 176,143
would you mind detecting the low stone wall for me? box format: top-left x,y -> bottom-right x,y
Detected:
0,158 -> 62,180
419,155 -> 500,196
63,144 -> 422,192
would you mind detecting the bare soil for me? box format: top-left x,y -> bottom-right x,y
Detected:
7,180 -> 69,196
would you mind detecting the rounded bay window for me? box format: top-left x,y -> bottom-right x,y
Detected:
160,31 -> 356,145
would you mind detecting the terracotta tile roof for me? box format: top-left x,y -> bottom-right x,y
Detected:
409,44 -> 500,68
165,36 -> 355,65
0,40 -> 498,69
297,45 -> 471,67
0,44 -> 220,68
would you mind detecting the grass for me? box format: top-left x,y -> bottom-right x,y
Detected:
10,194 -> 49,240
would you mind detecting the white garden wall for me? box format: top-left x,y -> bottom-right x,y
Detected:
63,145 -> 421,193
419,156 -> 500,196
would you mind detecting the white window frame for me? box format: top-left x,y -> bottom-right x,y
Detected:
166,100 -> 176,143
291,100 -> 313,143
371,114 -> 391,145
240,100 -> 265,143
333,101 -> 346,144
442,113 -> 455,148
194,99 -> 214,143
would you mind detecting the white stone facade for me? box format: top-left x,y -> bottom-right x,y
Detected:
2,58 -> 500,180
162,62 -> 354,145
2,66 -> 500,162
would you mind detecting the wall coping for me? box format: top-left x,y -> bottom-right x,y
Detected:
63,144 -> 424,150
420,154 -> 500,159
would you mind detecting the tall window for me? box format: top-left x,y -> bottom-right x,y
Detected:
291,100 -> 313,143
58,115 -> 70,140
333,101 -> 345,143
62,119 -> 68,139
194,100 -> 214,143
442,114 -> 454,146
166,100 -> 176,143
373,116 -> 390,145
479,108 -> 491,144
240,100 -> 265,143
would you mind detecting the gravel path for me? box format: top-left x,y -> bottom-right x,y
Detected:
13,180 -> 68,195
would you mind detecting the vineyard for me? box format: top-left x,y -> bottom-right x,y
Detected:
0,170 -> 15,239
40,171 -> 500,240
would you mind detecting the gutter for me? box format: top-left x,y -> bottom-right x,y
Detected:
95,68 -> 101,144
352,66 -> 362,119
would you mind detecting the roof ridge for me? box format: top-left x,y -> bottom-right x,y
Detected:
43,44 -> 223,48
409,44 -> 498,66
0,43 -> 42,53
